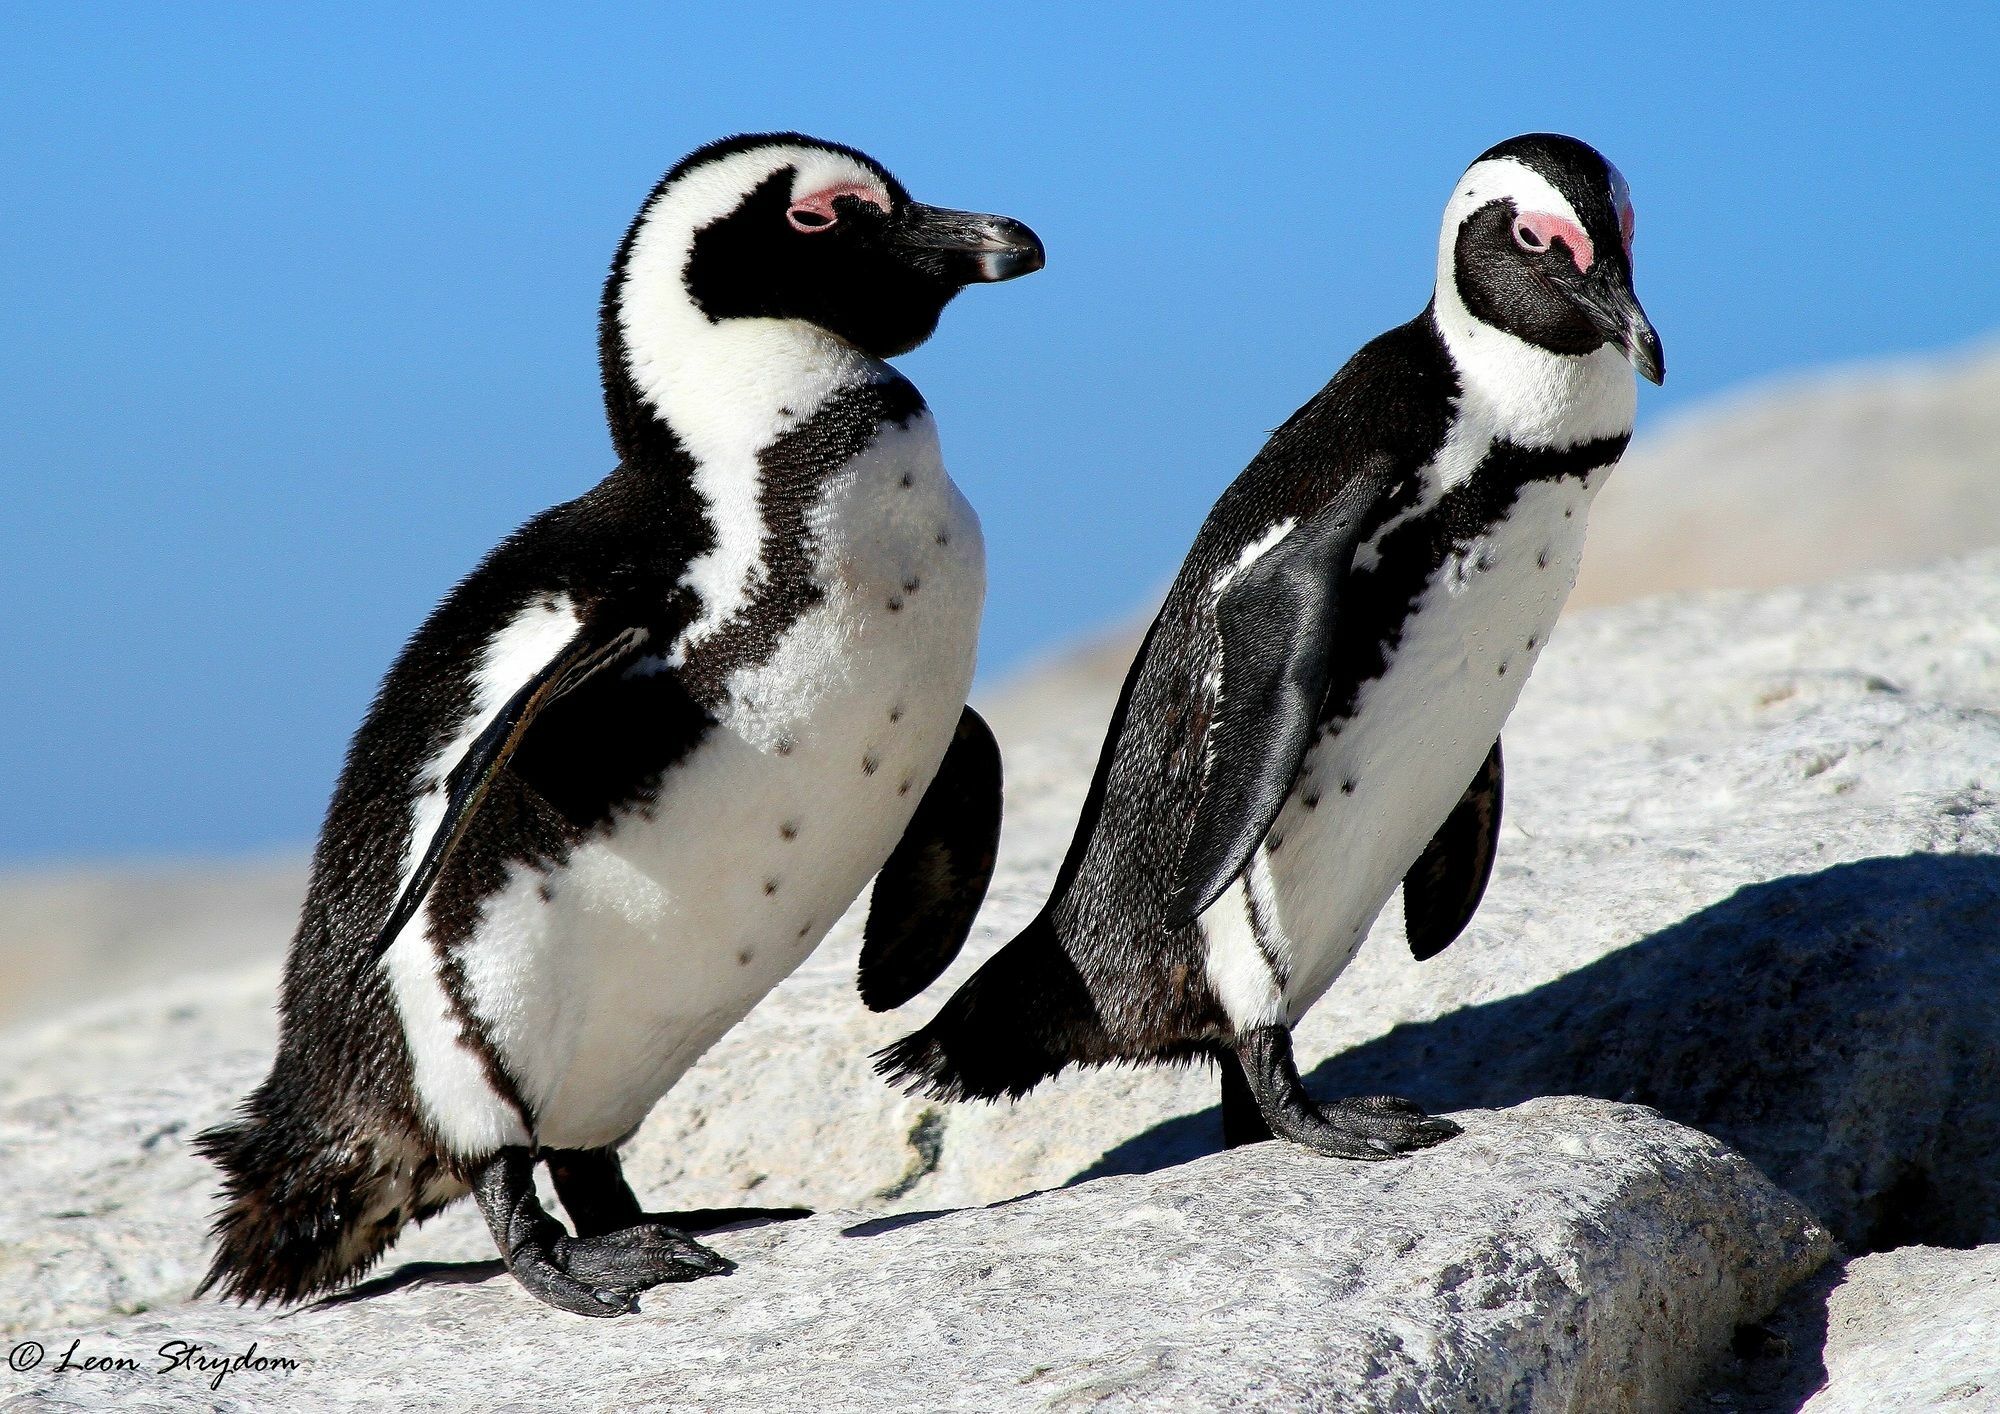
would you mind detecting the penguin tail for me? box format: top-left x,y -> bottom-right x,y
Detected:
875,914 -> 1106,1102
192,1077 -> 463,1306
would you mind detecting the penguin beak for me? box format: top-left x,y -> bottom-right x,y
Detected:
1564,262 -> 1665,385
894,203 -> 1046,284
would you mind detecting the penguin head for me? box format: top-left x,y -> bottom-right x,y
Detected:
608,133 -> 1043,365
1436,133 -> 1664,386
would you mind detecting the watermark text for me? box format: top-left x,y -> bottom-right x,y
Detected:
9,1337 -> 299,1392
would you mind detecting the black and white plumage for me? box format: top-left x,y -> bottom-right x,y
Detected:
882,133 -> 1662,1158
197,134 -> 1042,1316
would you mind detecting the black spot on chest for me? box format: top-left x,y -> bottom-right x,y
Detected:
1321,433 -> 1626,724
678,378 -> 926,703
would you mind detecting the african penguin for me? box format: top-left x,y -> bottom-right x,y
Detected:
882,133 -> 1661,1159
197,133 -> 1043,1316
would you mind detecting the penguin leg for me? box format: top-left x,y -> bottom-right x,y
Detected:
543,1148 -> 642,1237
545,1146 -> 811,1237
472,1147 -> 731,1318
1229,1026 -> 1461,1159
1217,1049 -> 1275,1147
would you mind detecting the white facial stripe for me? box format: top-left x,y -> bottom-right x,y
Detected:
1431,157 -> 1636,448
635,146 -> 883,257
1436,158 -> 1586,288
790,177 -> 888,212
783,154 -> 887,208
615,144 -> 894,655
617,146 -> 885,460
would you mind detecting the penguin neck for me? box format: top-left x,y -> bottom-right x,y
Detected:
1426,278 -> 1635,452
598,283 -> 898,656
604,294 -> 892,473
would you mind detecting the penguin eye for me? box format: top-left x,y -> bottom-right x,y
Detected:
1511,218 -> 1548,253
786,183 -> 887,235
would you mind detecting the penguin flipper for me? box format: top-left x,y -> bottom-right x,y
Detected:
368,622 -> 650,960
1165,500 -> 1378,930
1403,738 -> 1504,961
859,705 -> 1003,1011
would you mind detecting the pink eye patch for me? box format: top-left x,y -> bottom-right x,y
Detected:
1513,211 -> 1595,272
787,182 -> 888,232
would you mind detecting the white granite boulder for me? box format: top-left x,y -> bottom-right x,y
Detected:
5,1099 -> 1824,1413
1698,1242 -> 2000,1411
8,552 -> 2000,1407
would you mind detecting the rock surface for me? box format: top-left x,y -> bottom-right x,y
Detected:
7,550 -> 2000,1407
6,1100 -> 1824,1413
1698,1243 -> 2000,1412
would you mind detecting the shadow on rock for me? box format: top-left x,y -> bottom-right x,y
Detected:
1079,854 -> 2000,1252
841,1209 -> 954,1239
309,1259 -> 508,1310
1694,1269 -> 1838,1414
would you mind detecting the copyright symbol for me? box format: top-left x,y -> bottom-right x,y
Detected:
8,1341 -> 44,1372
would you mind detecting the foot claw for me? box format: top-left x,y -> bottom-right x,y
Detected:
560,1222 -> 733,1292
1226,1030 -> 1462,1164
591,1287 -> 638,1316
1270,1090 -> 1461,1161
504,1246 -> 641,1319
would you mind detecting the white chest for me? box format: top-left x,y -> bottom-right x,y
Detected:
1200,466 -> 1607,1030
1281,470 -> 1601,1003
412,414 -> 986,1154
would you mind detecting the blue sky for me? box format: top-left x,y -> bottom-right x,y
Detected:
3,4 -> 1996,861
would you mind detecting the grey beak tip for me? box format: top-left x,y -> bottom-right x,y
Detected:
1634,333 -> 1666,386
982,236 -> 1046,283
974,219 -> 1045,283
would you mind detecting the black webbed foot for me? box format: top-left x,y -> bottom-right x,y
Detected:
558,1220 -> 734,1295
1225,1027 -> 1462,1160
1317,1093 -> 1463,1153
473,1148 -> 730,1318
